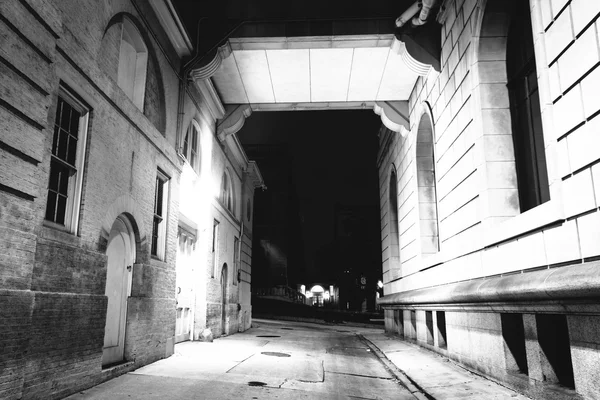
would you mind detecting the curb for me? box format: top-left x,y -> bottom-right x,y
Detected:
357,334 -> 434,400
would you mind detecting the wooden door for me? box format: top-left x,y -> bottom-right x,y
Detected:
102,216 -> 134,366
175,232 -> 193,343
221,265 -> 228,335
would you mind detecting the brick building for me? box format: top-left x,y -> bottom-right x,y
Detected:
378,0 -> 600,399
0,0 -> 262,399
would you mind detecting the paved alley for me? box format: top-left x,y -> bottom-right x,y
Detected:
65,319 -> 531,400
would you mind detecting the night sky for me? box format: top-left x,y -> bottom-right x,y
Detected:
237,110 -> 382,285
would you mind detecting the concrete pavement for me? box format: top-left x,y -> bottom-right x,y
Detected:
65,319 -> 530,400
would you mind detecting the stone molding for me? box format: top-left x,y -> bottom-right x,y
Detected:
217,104 -> 253,142
373,101 -> 410,137
100,195 -> 147,248
189,42 -> 232,81
378,260 -> 600,306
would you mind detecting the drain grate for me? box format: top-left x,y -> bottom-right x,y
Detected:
261,351 -> 291,357
248,381 -> 267,387
256,335 -> 280,338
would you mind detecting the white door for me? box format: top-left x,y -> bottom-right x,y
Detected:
102,216 -> 134,366
175,232 -> 193,343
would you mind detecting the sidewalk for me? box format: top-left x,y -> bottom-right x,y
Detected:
360,331 -> 531,400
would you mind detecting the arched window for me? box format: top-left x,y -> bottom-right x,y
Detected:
220,170 -> 234,214
117,18 -> 148,110
182,121 -> 200,172
416,111 -> 439,255
506,0 -> 549,212
388,167 -> 401,280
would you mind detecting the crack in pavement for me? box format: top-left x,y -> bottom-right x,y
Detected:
326,371 -> 394,380
224,352 -> 256,373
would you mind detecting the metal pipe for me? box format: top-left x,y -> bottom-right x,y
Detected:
412,0 -> 438,26
395,1 -> 422,28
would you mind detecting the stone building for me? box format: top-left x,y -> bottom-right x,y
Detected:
0,0 -> 262,399
378,0 -> 600,399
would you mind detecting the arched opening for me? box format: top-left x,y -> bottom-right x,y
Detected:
182,120 -> 200,172
220,170 -> 234,214
506,0 -> 549,212
416,111 -> 439,255
118,17 -> 148,110
102,214 -> 136,367
473,0 -> 549,218
221,263 -> 228,334
388,167 -> 401,280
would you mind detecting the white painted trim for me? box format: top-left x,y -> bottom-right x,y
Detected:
148,0 -> 193,57
193,78 -> 226,120
229,34 -> 394,50
251,101 -> 376,111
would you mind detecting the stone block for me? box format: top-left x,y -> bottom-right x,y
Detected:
548,62 -> 562,101
543,220 -> 581,265
576,211 -> 600,258
555,138 -> 571,178
553,84 -> 583,138
516,232 -> 547,269
479,83 -> 509,109
562,170 -> 596,218
567,118 -> 600,171
570,0 -> 600,36
477,37 -> 507,61
545,7 -> 574,63
557,26 -> 599,90
580,65 -> 600,118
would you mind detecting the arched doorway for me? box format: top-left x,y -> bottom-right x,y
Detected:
102,215 -> 136,366
221,263 -> 228,335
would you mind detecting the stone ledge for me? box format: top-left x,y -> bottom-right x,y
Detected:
379,260 -> 600,306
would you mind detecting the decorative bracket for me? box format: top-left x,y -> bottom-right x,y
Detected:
217,104 -> 253,142
373,101 -> 410,137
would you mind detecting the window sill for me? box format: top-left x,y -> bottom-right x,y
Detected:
483,198 -> 565,247
40,221 -> 80,246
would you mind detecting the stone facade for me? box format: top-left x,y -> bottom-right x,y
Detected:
0,1 -> 262,399
379,0 -> 600,399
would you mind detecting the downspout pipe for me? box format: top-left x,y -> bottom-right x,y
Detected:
395,1 -> 422,28
412,0 -> 438,26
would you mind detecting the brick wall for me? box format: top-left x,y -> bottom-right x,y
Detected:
0,0 -> 184,398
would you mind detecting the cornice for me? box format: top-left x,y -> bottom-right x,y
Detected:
193,78 -> 226,120
247,161 -> 265,189
148,0 -> 193,57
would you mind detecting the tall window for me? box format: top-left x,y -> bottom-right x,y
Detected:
507,0 -> 549,212
152,171 -> 169,259
211,219 -> 219,278
182,121 -> 199,171
117,18 -> 148,110
220,171 -> 233,213
45,85 -> 89,233
388,168 -> 401,279
233,237 -> 240,286
416,111 -> 439,255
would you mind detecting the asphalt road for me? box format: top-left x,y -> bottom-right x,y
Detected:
66,320 -> 415,400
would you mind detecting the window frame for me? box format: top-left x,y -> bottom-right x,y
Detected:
211,219 -> 220,278
117,17 -> 148,110
44,84 -> 90,234
506,0 -> 550,213
182,120 -> 200,172
220,170 -> 234,214
151,170 -> 169,260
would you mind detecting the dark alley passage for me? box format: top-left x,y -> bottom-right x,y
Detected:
65,319 -> 529,400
